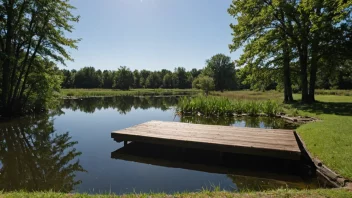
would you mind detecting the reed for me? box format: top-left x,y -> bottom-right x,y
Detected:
177,96 -> 284,117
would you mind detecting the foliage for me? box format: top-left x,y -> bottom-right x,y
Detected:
102,70 -> 114,88
192,75 -> 215,95
203,54 -> 236,91
60,67 -> 201,90
146,72 -> 162,88
61,89 -> 199,98
228,0 -> 352,103
0,0 -> 80,117
163,73 -> 173,88
74,67 -> 102,88
177,96 -> 282,117
113,66 -> 134,90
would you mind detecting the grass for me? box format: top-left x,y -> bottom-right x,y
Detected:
289,95 -> 352,179
0,189 -> 351,198
60,89 -> 199,98
314,89 -> 352,96
211,90 -> 352,100
210,90 -> 283,101
210,90 -> 352,179
177,96 -> 282,116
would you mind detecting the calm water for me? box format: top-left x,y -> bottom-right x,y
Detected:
0,96 -> 320,194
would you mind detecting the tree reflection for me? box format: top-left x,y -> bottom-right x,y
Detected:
0,114 -> 85,192
180,115 -> 298,129
61,96 -> 179,114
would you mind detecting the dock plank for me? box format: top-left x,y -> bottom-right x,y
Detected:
111,121 -> 301,160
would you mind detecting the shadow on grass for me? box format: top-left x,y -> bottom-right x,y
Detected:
291,101 -> 352,116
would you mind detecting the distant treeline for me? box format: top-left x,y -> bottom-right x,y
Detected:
61,66 -> 202,89
60,54 -> 238,91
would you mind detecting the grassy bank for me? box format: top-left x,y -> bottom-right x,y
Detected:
210,91 -> 352,179
61,89 -> 199,98
1,189 -> 351,198
291,95 -> 352,179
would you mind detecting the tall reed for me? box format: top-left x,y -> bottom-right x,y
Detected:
177,96 -> 283,117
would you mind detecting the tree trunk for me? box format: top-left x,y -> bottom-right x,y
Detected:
1,2 -> 15,117
283,40 -> 293,103
299,47 -> 309,103
309,41 -> 319,103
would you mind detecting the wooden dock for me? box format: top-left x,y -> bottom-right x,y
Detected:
111,121 -> 301,160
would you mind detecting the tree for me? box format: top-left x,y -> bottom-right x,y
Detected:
102,70 -> 114,88
190,68 -> 202,79
61,69 -> 75,88
74,67 -> 102,88
133,70 -> 141,88
146,72 -> 161,88
0,0 -> 80,117
228,0 -> 352,103
174,67 -> 188,89
192,75 -> 215,96
163,73 -> 173,88
114,66 -> 134,90
139,69 -> 151,88
203,54 -> 236,92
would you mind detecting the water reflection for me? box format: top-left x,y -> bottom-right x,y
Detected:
112,142 -> 319,191
0,113 -> 85,192
180,115 -> 299,129
61,97 -> 179,114
0,96 -> 312,194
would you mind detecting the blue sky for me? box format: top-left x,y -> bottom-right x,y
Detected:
64,0 -> 240,71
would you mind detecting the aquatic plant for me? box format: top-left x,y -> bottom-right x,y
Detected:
177,96 -> 283,117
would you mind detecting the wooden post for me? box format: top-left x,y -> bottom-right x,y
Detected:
124,141 -> 128,146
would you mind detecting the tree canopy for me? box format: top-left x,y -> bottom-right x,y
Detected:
0,0 -> 80,116
228,0 -> 352,103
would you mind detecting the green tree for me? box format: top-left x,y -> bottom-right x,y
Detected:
61,69 -> 75,88
190,68 -> 202,79
0,0 -> 80,117
102,70 -> 114,88
228,0 -> 352,103
174,67 -> 188,89
133,70 -> 141,88
146,72 -> 161,88
203,54 -> 236,92
74,67 -> 102,88
139,69 -> 151,88
192,75 -> 215,96
114,66 -> 134,90
163,73 -> 173,88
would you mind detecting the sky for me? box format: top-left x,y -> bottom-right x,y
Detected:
64,0 -> 240,71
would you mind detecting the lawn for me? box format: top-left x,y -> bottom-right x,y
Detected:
213,90 -> 352,179
60,89 -> 199,98
1,189 -> 351,198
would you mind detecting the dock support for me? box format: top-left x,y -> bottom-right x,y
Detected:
124,141 -> 128,146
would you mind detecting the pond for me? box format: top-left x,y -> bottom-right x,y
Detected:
0,96 -> 322,194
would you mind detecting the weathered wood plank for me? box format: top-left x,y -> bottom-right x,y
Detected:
111,121 -> 301,160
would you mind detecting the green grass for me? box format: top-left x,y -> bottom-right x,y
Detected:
177,96 -> 282,116
210,90 -> 283,101
289,95 -> 352,179
1,189 -> 351,198
314,89 -> 352,96
61,89 -> 199,98
211,91 -> 352,179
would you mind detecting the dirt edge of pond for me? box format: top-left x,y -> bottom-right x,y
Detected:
280,115 -> 319,123
294,132 -> 351,190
